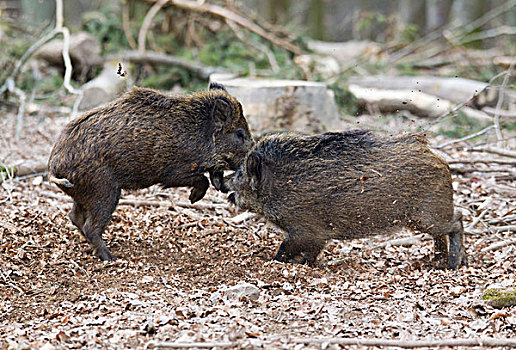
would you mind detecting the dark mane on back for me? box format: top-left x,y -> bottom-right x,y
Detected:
317,130 -> 377,147
123,87 -> 183,110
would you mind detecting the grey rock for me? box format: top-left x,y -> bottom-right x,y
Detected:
223,283 -> 260,301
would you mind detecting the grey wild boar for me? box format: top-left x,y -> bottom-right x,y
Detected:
48,83 -> 253,261
229,130 -> 467,270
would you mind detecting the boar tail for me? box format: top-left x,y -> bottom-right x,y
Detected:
48,175 -> 74,188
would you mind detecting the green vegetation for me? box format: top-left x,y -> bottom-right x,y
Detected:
1,2 -> 513,132
438,111 -> 492,139
82,7 -> 130,54
483,288 -> 516,308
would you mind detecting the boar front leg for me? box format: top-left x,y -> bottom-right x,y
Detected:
448,211 -> 467,270
274,232 -> 326,266
69,202 -> 86,233
162,175 -> 210,203
209,170 -> 229,193
188,175 -> 210,203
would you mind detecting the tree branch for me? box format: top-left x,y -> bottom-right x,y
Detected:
482,237 -> 516,252
433,125 -> 495,149
138,0 -> 169,54
112,50 -> 227,79
122,2 -> 138,50
137,0 -> 305,55
492,60 -> 514,146
292,337 -> 516,348
0,0 -> 83,135
467,146 -> 516,158
145,341 -> 234,349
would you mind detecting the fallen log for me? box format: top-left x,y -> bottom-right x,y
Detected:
348,85 -> 492,121
34,31 -> 103,79
1,160 -> 47,179
348,75 -> 500,107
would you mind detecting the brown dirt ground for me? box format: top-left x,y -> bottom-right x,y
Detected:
0,110 -> 515,349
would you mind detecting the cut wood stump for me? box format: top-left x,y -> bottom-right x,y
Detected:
210,74 -> 341,133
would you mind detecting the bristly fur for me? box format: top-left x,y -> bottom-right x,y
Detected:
48,85 -> 253,261
208,82 -> 228,92
230,130 -> 466,270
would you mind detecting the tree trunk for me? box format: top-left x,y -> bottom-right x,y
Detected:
425,0 -> 452,31
21,0 -> 55,28
398,0 -> 426,35
449,0 -> 487,29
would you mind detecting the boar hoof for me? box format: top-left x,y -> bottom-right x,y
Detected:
189,188 -> 207,203
430,253 -> 448,270
448,250 -> 467,270
210,171 -> 229,193
189,176 -> 209,203
96,248 -> 116,261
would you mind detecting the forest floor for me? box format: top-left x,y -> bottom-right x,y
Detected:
0,110 -> 515,349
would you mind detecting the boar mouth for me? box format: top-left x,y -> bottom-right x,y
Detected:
224,156 -> 240,171
227,192 -> 236,204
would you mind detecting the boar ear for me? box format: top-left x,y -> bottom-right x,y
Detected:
209,82 -> 228,92
211,98 -> 231,128
246,151 -> 264,191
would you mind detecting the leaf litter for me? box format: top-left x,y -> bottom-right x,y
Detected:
0,111 -> 514,349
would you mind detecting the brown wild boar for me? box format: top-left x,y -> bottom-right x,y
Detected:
229,130 -> 467,270
48,83 -> 253,261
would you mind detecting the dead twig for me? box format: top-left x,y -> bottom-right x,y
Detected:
41,190 -> 229,211
467,146 -> 516,158
488,215 -> 516,224
467,204 -> 492,231
433,125 -> 495,149
112,50 -> 226,79
459,25 -> 516,46
482,107 -> 516,118
372,234 -> 429,250
492,60 -> 514,147
138,0 -> 305,55
122,2 -> 138,50
225,19 -> 279,73
446,159 -> 516,165
145,341 -> 234,349
482,237 -> 516,252
138,0 -> 169,54
450,166 -> 515,175
292,337 -> 516,348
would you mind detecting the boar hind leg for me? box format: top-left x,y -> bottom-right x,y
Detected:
424,211 -> 467,270
69,202 -> 86,233
162,175 -> 209,204
82,186 -> 121,261
447,211 -> 467,270
274,234 -> 325,266
428,231 -> 449,269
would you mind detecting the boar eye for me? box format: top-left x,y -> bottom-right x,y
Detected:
235,129 -> 246,143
